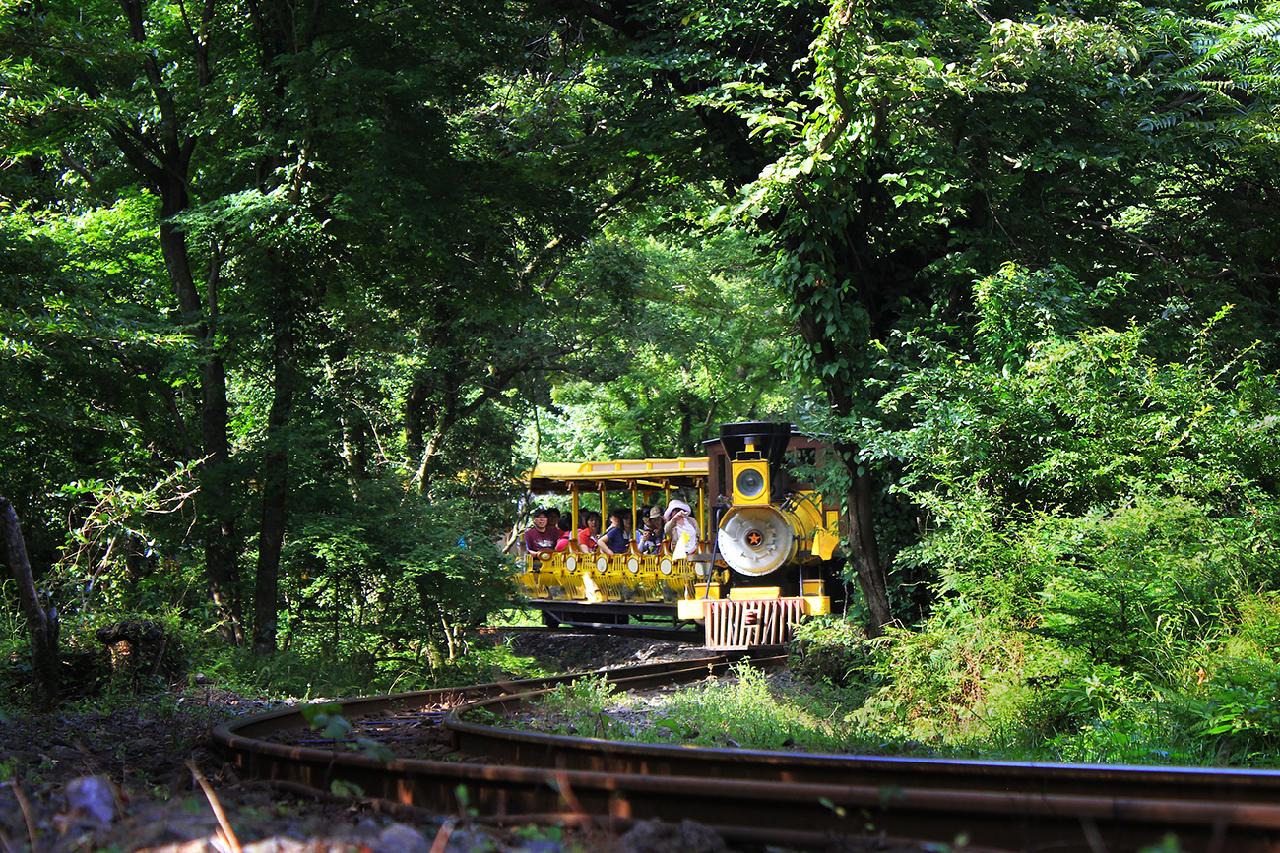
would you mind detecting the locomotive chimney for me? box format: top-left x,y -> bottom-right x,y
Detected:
719,421 -> 792,472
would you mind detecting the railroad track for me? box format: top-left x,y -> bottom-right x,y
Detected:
478,622 -> 704,642
215,652 -> 1280,851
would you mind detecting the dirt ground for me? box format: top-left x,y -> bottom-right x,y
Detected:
0,635 -> 933,852
0,635 -> 717,853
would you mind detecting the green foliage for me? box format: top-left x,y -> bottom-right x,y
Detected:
275,489 -> 515,671
655,662 -> 859,751
790,617 -> 875,690
535,675 -> 621,739
299,702 -> 394,763
529,210 -> 795,460
526,661 -> 885,754
815,285 -> 1280,763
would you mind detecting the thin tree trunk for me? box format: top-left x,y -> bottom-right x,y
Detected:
412,412 -> 454,495
841,457 -> 891,636
253,292 -> 295,655
794,282 -> 893,636
0,497 -> 59,706
339,416 -> 365,497
115,0 -> 242,643
676,396 -> 694,454
404,377 -> 431,462
159,192 -> 244,644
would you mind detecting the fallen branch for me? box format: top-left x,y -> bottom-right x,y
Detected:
11,781 -> 38,853
185,761 -> 241,853
428,818 -> 456,853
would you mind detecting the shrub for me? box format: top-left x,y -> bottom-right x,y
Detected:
790,616 -> 874,689
826,297 -> 1280,764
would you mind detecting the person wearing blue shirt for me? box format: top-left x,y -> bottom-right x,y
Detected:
599,508 -> 629,556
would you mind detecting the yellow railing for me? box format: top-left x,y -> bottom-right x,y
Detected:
518,549 -> 723,604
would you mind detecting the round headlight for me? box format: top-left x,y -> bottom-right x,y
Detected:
627,557 -> 639,574
565,556 -> 577,573
659,558 -> 672,576
596,557 -> 608,572
736,467 -> 765,499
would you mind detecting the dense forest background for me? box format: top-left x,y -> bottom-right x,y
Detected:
2,0 -> 1278,761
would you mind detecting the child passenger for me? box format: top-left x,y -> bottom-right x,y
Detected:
636,506 -> 664,554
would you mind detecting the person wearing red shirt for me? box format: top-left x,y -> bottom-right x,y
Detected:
554,515 -> 573,552
577,511 -> 601,552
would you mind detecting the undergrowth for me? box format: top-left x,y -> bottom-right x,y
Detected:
528,662 -> 890,754
190,635 -> 550,700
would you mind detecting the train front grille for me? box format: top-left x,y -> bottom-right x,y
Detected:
704,598 -> 806,650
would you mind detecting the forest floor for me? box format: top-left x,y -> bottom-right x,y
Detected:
0,633 -> 833,853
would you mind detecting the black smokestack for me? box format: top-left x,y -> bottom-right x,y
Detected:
719,421 -> 792,474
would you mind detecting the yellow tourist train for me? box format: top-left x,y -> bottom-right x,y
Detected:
516,422 -> 846,649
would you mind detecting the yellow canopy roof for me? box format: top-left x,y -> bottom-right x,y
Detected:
528,457 -> 709,491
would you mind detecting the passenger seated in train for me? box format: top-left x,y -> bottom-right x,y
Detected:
554,514 -> 572,552
664,499 -> 699,560
522,507 -> 558,553
577,511 -> 601,552
636,506 -> 664,554
599,509 -> 628,556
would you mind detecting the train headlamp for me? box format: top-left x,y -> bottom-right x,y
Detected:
736,468 -> 765,499
731,460 -> 770,506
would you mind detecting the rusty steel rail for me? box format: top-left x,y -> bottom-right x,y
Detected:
216,654 -> 1280,851
478,623 -> 704,643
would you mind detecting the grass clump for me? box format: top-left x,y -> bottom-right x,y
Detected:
535,675 -> 623,738
527,662 -> 884,754
651,661 -> 866,751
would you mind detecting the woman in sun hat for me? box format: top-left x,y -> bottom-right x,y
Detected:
664,498 -> 699,560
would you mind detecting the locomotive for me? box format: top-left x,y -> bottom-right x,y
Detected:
517,421 -> 846,649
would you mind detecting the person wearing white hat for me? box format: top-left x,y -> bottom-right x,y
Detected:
664,499 -> 699,560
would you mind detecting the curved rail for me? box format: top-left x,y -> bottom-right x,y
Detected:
216,653 -> 1280,852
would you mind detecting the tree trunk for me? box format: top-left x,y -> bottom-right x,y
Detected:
676,395 -> 694,455
158,200 -> 244,644
841,454 -> 892,636
114,0 -> 243,643
412,410 -> 454,495
404,376 -> 431,462
794,277 -> 893,635
0,496 -> 59,706
253,292 -> 296,655
339,415 -> 365,497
